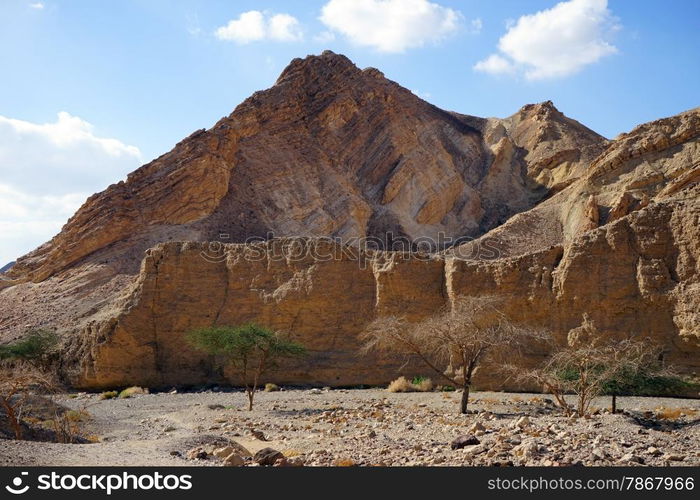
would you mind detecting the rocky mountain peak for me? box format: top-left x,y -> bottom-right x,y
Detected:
275,50 -> 360,86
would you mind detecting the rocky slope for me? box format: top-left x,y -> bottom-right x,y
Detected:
1,52 -> 698,389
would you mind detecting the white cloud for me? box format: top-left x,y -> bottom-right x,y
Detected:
215,11 -> 303,43
0,112 -> 142,265
474,0 -> 619,80
268,14 -> 303,42
320,0 -> 462,53
29,2 -> 44,9
473,54 -> 515,76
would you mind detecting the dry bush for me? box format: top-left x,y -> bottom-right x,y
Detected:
47,407 -> 91,444
264,383 -> 280,392
118,386 -> 149,399
413,377 -> 434,392
363,296 -> 545,414
386,376 -> 434,393
0,360 -> 57,439
513,338 -> 677,416
99,391 -> 118,400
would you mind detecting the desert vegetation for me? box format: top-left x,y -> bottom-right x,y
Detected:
362,297 -> 544,414
511,330 -> 692,417
185,324 -> 306,410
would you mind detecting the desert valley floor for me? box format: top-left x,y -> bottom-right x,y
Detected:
2,388 -> 698,467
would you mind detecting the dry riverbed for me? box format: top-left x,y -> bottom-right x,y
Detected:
1,388 -> 698,467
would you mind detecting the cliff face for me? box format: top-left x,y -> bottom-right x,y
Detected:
67,189 -> 699,389
1,52 -> 698,389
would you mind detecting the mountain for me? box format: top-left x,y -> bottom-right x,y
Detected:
0,261 -> 14,274
1,52 -> 697,389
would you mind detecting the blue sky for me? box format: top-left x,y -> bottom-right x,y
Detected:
1,0 -> 699,265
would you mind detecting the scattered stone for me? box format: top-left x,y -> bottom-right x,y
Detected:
468,422 -> 486,433
254,448 -> 285,466
513,416 -> 530,429
451,434 -> 481,450
513,440 -> 539,459
619,453 -> 644,464
309,389 -> 323,395
646,447 -> 663,456
213,446 -> 237,459
250,429 -> 267,441
223,454 -> 245,467
462,444 -> 487,457
186,447 -> 208,460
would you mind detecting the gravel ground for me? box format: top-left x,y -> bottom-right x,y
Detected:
1,388 -> 698,467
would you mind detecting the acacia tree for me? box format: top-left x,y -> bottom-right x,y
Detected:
0,331 -> 59,440
185,324 -> 306,410
0,329 -> 59,369
0,361 -> 56,439
518,338 -> 683,416
362,297 -> 540,414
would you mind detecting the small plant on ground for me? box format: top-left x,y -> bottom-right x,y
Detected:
99,391 -> 119,400
46,406 -> 91,444
118,386 -> 149,399
387,376 -> 433,393
185,324 -> 306,410
264,383 -> 280,392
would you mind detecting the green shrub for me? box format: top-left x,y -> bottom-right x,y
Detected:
185,324 -> 306,410
118,386 -> 148,399
99,391 -> 119,400
0,329 -> 58,365
264,383 -> 280,392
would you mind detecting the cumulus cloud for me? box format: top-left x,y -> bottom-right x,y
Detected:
473,54 -> 515,76
474,0 -> 619,80
29,2 -> 44,9
320,0 -> 463,53
215,11 -> 303,43
0,112 -> 142,265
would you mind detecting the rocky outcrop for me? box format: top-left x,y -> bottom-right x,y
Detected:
1,52 -> 698,390
59,189 -> 698,389
7,51 -> 605,285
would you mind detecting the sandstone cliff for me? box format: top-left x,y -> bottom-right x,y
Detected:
1,52 -> 698,389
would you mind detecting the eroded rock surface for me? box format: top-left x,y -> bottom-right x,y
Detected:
1,52 -> 698,389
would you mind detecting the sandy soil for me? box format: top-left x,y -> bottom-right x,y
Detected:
1,388 -> 698,467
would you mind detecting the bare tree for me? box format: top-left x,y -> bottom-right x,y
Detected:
0,361 -> 56,439
362,296 -> 541,414
516,338 -> 680,416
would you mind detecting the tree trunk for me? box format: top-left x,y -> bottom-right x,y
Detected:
611,393 -> 617,414
460,384 -> 470,414
0,398 -> 22,440
246,388 -> 254,411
